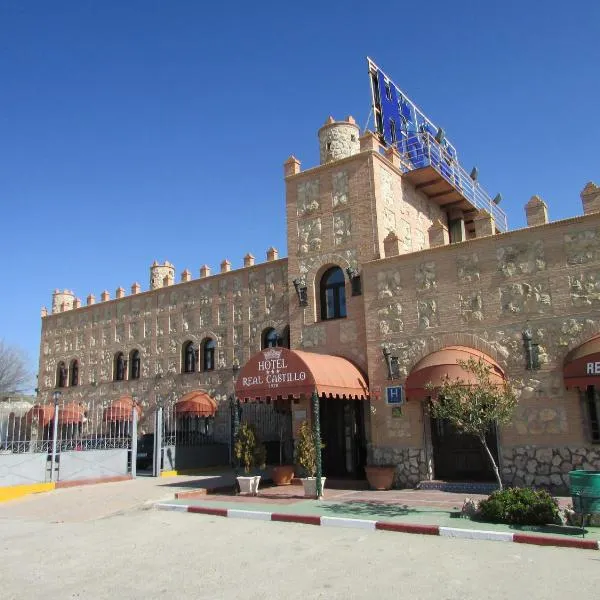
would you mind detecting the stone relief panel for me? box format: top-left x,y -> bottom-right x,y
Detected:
569,270 -> 600,307
199,282 -> 213,303
199,304 -> 212,328
500,282 -> 552,315
300,324 -> 326,348
400,219 -> 412,251
129,321 -> 140,340
377,270 -> 402,299
340,321 -> 358,344
297,179 -> 320,217
415,262 -> 436,292
565,228 -> 600,265
414,230 -> 426,251
233,304 -> 243,323
460,291 -> 484,323
218,279 -> 228,300
333,210 -> 351,246
418,299 -> 439,329
332,171 -> 348,208
233,325 -> 243,347
456,253 -> 480,285
232,276 -> 242,299
249,296 -> 261,321
169,315 -> 178,335
378,303 -> 403,335
218,304 -> 228,326
298,217 -> 322,255
383,208 -> 396,235
115,323 -> 125,344
497,240 -> 545,277
380,168 -> 394,207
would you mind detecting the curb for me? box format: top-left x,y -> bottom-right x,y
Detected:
155,503 -> 600,551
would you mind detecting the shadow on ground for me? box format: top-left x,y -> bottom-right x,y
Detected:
322,501 -> 451,519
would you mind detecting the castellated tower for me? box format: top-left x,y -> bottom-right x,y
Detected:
318,116 -> 360,164
51,289 -> 75,314
149,261 -> 175,290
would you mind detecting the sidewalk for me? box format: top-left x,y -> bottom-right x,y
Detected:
156,483 -> 600,551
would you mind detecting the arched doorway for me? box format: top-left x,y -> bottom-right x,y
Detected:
405,346 -> 505,482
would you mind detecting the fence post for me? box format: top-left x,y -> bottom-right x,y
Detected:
311,390 -> 323,500
153,406 -> 163,477
131,404 -> 138,479
50,404 -> 59,483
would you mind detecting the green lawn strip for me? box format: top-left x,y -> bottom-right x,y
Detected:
166,497 -> 600,540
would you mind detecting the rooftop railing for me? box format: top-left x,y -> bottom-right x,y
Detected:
392,131 -> 508,232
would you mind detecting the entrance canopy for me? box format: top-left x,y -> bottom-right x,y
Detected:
58,403 -> 85,425
25,404 -> 55,427
235,347 -> 369,401
564,334 -> 600,388
405,346 -> 505,399
103,395 -> 142,422
175,391 -> 217,417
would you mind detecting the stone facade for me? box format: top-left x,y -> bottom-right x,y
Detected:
39,115 -> 600,492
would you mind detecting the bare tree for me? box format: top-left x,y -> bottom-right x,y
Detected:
0,339 -> 31,396
427,358 -> 517,490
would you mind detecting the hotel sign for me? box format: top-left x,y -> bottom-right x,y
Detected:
587,362 -> 600,375
241,348 -> 308,390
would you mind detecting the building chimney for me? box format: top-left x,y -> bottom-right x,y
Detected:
181,269 -> 191,283
220,259 -> 231,274
73,298 -> 81,309
200,265 -> 211,278
581,182 -> 600,215
383,231 -> 401,257
428,220 -> 449,248
131,282 -> 141,295
116,287 -> 125,299
266,247 -> 279,262
473,210 -> 495,238
87,294 -> 96,306
284,155 -> 301,177
244,253 -> 255,268
101,290 -> 110,302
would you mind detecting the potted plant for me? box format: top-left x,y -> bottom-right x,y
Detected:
271,420 -> 294,485
295,420 -> 326,498
364,405 -> 396,490
234,422 -> 266,495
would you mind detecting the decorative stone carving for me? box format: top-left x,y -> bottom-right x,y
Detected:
217,350 -> 227,370
232,276 -> 242,298
377,270 -> 402,299
340,321 -> 358,344
400,219 -> 412,251
199,305 -> 212,327
144,318 -> 152,338
378,303 -> 403,335
500,282 -> 551,315
332,171 -> 348,207
169,315 -> 178,334
418,299 -> 439,329
415,262 -> 436,291
130,321 -> 139,339
565,228 -> 600,265
333,210 -> 351,246
298,249 -> 357,276
298,218 -> 322,254
233,304 -> 243,323
380,168 -> 394,207
218,304 -> 228,325
300,325 -> 326,348
249,296 -> 261,321
297,179 -> 320,216
497,240 -> 545,277
460,292 -> 484,323
457,253 -> 480,284
414,230 -> 426,251
569,270 -> 600,307
383,208 -> 396,235
233,325 -> 243,346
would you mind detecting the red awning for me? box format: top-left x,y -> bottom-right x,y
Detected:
25,404 -> 55,427
58,403 -> 85,424
175,391 -> 217,417
235,347 -> 369,401
564,334 -> 600,388
103,396 -> 142,422
405,346 -> 505,399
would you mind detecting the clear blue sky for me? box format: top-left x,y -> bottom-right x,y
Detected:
1,1 -> 598,389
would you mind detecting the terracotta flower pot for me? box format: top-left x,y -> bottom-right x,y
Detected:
365,465 -> 396,490
271,465 -> 295,486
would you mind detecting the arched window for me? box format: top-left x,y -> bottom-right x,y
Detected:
129,349 -> 141,380
202,338 -> 215,371
69,359 -> 79,387
320,266 -> 347,320
114,352 -> 126,381
56,362 -> 67,388
182,341 -> 196,374
262,328 -> 279,349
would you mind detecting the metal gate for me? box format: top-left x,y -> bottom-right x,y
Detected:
0,398 -> 138,487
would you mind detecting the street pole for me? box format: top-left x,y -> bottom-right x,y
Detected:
311,390 -> 322,500
131,398 -> 138,479
50,390 -> 61,482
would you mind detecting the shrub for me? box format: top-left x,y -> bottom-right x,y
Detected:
477,487 -> 560,526
234,423 -> 266,473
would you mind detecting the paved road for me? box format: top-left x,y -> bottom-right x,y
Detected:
1,485 -> 599,600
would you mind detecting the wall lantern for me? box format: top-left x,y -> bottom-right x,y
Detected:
382,346 -> 400,380
293,278 -> 308,307
346,266 -> 362,296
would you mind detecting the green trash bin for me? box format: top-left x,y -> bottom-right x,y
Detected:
569,470 -> 600,514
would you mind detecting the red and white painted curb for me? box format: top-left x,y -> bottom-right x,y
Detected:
155,503 -> 600,551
